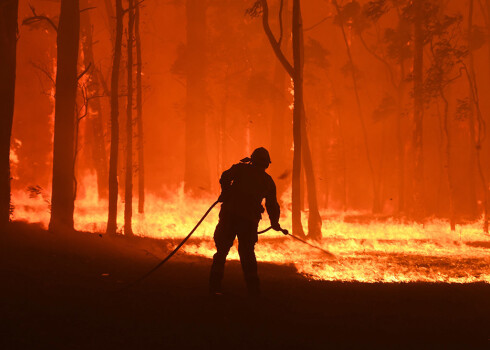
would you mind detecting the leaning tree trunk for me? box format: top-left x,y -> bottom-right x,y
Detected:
295,3 -> 322,240
412,0 -> 425,220
184,0 -> 210,195
106,0 -> 123,235
0,0 -> 18,227
270,0 -> 291,206
135,2 -> 145,214
124,0 -> 135,236
49,0 -> 80,232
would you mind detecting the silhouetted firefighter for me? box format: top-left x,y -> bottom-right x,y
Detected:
209,147 -> 286,297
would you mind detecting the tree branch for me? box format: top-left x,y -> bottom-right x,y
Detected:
77,62 -> 92,81
80,6 -> 97,14
304,16 -> 331,32
260,0 -> 294,77
22,5 -> 58,32
278,0 -> 284,46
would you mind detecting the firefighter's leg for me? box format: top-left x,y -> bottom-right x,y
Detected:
209,218 -> 235,294
237,224 -> 260,297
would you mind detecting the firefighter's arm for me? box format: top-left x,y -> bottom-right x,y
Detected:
265,179 -> 281,231
218,165 -> 236,202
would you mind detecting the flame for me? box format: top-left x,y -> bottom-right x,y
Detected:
10,174 -> 490,284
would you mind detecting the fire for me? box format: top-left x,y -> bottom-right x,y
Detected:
10,174 -> 490,284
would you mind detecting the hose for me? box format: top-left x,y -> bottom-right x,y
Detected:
119,200 -> 219,291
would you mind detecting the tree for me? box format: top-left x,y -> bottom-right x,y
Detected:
0,0 -> 18,227
250,0 -> 322,239
270,0 -> 291,205
184,0 -> 211,195
80,0 -> 109,200
107,0 -> 124,235
49,0 -> 80,232
466,0 -> 489,232
424,11 -> 466,230
124,0 -> 135,236
135,2 -> 145,214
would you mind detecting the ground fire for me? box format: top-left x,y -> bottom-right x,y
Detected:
1,0 -> 490,348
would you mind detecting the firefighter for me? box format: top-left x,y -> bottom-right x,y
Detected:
209,147 -> 285,297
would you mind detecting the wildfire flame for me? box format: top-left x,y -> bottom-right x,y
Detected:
11,174 -> 490,283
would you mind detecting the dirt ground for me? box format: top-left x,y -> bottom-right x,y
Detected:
1,222 -> 489,349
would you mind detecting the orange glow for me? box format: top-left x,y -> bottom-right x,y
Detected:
11,175 -> 490,284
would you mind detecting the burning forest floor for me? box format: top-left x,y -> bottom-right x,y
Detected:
1,221 -> 489,348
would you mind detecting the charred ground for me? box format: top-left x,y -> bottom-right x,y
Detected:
1,222 -> 488,349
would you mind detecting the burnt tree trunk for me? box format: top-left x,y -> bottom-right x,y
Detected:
49,0 -> 80,232
184,0 -> 210,195
135,2 -> 145,214
0,0 -> 18,227
124,0 -> 135,236
412,0 -> 425,220
106,0 -> 123,235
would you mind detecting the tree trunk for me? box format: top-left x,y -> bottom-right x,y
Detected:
81,1 -> 108,200
124,0 -> 135,236
412,0 -> 425,220
270,0 -> 290,206
296,3 -> 322,239
301,109 -> 322,239
0,0 -> 18,227
106,0 -> 123,235
103,0 -> 116,45
135,2 -> 144,214
467,0 -> 489,233
49,0 -> 80,232
184,0 -> 210,195
291,0 -> 304,237
440,91 -> 456,230
396,61 -> 406,215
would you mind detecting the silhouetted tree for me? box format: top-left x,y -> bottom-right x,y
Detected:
250,0 -> 322,239
466,0 -> 489,232
424,11 -> 466,230
49,0 -> 80,232
135,2 -> 145,214
270,0 -> 291,205
124,0 -> 135,236
0,0 -> 18,227
80,0 -> 109,200
107,0 -> 124,235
